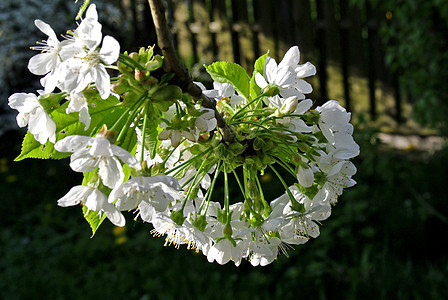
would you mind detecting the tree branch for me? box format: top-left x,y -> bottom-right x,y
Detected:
147,0 -> 234,142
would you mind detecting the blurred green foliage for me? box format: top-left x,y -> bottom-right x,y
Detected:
351,0 -> 448,133
1,125 -> 447,299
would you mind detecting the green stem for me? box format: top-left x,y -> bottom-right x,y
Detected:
140,101 -> 150,162
269,164 -> 298,208
255,174 -> 269,211
223,164 -> 230,221
230,93 -> 266,122
165,147 -> 212,176
199,161 -> 221,215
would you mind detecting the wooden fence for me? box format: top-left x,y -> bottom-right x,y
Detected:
122,0 -> 404,124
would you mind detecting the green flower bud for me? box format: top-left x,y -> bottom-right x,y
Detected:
145,55 -> 164,71
117,60 -> 133,74
135,69 -> 150,82
292,153 -> 302,165
227,142 -> 245,156
263,84 -> 280,97
253,137 -> 265,151
298,142 -> 310,153
262,140 -> 275,152
128,52 -> 139,61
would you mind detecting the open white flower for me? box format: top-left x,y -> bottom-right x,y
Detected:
8,92 -> 56,144
109,175 -> 181,212
58,185 -> 125,227
246,230 -> 282,267
59,4 -> 120,99
255,46 -> 316,99
195,108 -> 217,132
28,20 -> 62,93
54,134 -> 141,189
198,81 -> 245,108
317,100 -> 360,159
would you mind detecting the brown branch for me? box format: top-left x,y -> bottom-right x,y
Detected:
147,0 -> 234,142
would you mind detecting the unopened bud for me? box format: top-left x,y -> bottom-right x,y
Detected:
134,70 -> 149,82
280,97 -> 298,114
263,84 -> 280,97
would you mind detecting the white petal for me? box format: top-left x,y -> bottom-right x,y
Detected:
99,36 -> 120,65
28,53 -> 53,75
254,72 -> 268,89
99,157 -> 124,189
54,135 -> 92,153
103,202 -> 126,227
34,19 -> 58,41
296,62 -> 316,78
297,165 -> 314,188
278,46 -> 300,69
8,93 -> 39,113
70,150 -> 100,172
111,144 -> 141,170
57,185 -> 89,207
294,79 -> 313,94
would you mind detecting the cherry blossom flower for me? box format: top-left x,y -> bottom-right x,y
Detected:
58,185 -> 125,227
8,92 -> 56,144
59,4 -> 120,99
108,175 -> 181,212
54,133 -> 141,189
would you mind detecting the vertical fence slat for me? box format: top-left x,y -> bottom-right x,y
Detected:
365,2 -> 377,120
192,0 -> 213,64
315,0 -> 328,103
247,0 -> 260,59
253,0 -> 277,59
211,0 -> 233,62
339,0 -> 352,112
170,0 -> 194,65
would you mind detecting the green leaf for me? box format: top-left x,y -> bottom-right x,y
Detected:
205,61 -> 251,100
15,95 -> 122,161
250,73 -> 262,100
82,205 -> 107,237
254,51 -> 269,75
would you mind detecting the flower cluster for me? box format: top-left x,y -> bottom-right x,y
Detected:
8,3 -> 359,266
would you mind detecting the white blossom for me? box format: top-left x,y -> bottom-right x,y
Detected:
8,92 -> 56,144
58,185 -> 125,227
54,134 -> 141,189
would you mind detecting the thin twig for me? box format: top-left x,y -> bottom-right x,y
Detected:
147,0 -> 234,142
